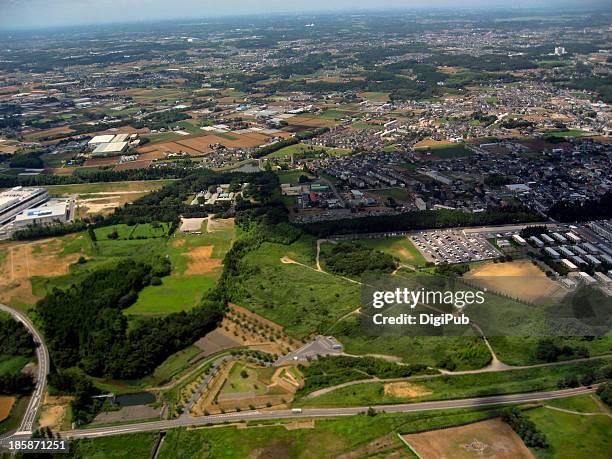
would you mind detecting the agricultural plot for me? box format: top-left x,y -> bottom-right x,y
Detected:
0,396 -> 15,423
266,143 -> 351,159
0,235 -> 86,308
402,418 -> 533,459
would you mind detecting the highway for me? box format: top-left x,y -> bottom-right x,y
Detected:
0,303 -> 49,436
57,386 -> 595,440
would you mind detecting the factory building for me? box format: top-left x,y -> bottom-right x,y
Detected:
0,187 -> 48,225
13,202 -> 69,227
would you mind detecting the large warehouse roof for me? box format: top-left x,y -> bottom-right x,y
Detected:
89,134 -> 116,145
93,141 -> 128,156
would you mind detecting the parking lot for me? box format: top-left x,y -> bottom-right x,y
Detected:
410,229 -> 501,265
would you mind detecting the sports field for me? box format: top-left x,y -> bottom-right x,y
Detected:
463,261 -> 567,303
414,141 -> 472,159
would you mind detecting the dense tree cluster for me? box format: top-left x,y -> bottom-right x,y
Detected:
252,128 -> 330,159
0,314 -> 36,395
323,243 -> 396,276
501,407 -> 548,449
38,258 -> 223,379
548,192 -> 612,222
301,207 -> 540,237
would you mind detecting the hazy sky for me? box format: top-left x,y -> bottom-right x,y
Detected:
0,0 -> 610,30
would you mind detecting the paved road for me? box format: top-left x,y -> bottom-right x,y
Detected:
0,304 -> 49,436
53,386 -> 595,440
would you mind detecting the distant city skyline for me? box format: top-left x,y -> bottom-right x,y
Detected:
1,0 -> 611,30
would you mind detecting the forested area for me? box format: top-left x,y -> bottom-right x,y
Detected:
323,243 -> 396,276
301,207 -> 540,237
548,192 -> 612,222
501,407 -> 549,449
37,258 -> 223,379
0,314 -> 35,395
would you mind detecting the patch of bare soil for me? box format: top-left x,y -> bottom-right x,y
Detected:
184,245 -> 222,275
384,382 -> 432,398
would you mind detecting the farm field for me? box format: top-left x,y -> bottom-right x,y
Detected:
44,180 -> 175,196
527,403 -> 612,459
298,359 -> 611,407
274,170 -> 315,185
402,418 -> 533,459
0,235 -> 86,309
0,396 -> 15,423
69,407 -> 503,459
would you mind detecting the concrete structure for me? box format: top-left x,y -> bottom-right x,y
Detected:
13,202 -> 69,227
512,234 -> 527,245
0,187 -> 48,225
566,232 -> 581,243
582,243 -> 599,254
559,246 -> 575,258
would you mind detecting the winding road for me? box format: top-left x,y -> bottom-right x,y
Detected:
0,303 -> 49,436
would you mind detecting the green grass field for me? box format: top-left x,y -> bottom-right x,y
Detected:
233,237 -> 361,338
125,222 -> 235,316
0,355 -> 29,376
221,363 -> 275,396
544,394 -> 603,413
274,170 -> 315,186
343,236 -> 427,266
527,403 -> 611,459
94,223 -> 171,240
415,142 -> 472,159
544,129 -> 592,138
266,144 -> 351,159
368,187 -> 412,202
488,336 -> 612,366
299,359 -> 611,408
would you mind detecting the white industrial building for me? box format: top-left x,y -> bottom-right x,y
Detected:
88,134 -> 116,145
0,187 -> 48,225
92,141 -> 128,157
13,202 -> 69,227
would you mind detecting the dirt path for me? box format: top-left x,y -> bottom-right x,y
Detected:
304,355 -> 612,399
543,405 -> 612,418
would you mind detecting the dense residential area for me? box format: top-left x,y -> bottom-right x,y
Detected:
0,4 -> 611,459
